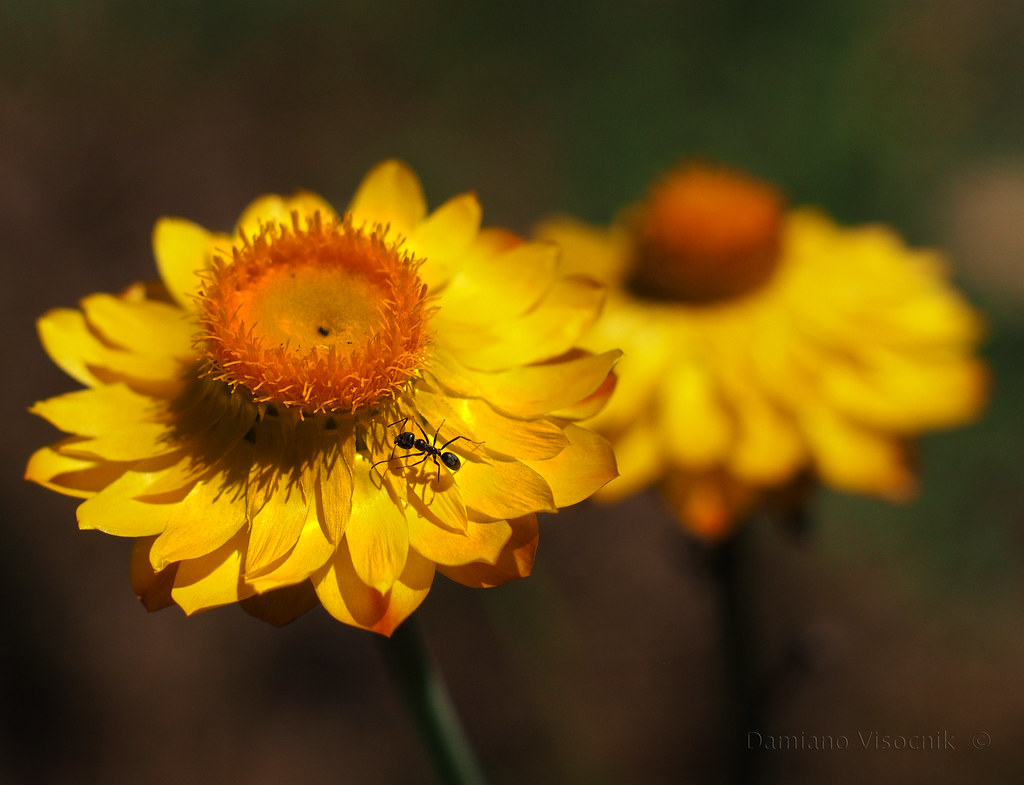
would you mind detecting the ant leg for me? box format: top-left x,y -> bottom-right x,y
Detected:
373,417 -> 411,474
416,418 -> 448,450
372,437 -> 407,472
438,435 -> 465,451
371,453 -> 394,472
393,453 -> 430,472
372,432 -> 405,474
414,420 -> 432,445
432,420 -> 447,450
390,452 -> 444,487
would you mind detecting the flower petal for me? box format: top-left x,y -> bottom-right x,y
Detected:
657,361 -> 733,468
406,192 -> 482,289
25,443 -> 128,498
31,385 -> 174,461
36,308 -> 103,387
439,514 -> 538,588
236,192 -> 338,241
240,582 -> 319,627
432,348 -> 621,419
521,423 -> 617,507
404,476 -> 469,533
414,385 -> 569,460
132,451 -> 205,499
76,459 -> 186,537
438,240 -> 559,323
130,536 -> 179,611
456,457 -> 556,520
438,275 -> 605,372
662,472 -> 752,541
171,529 -> 255,614
820,350 -> 989,432
407,513 -> 512,568
534,216 -> 632,283
37,308 -> 185,392
344,457 -> 410,593
800,403 -> 915,499
153,217 -> 213,309
317,434 -> 354,544
30,382 -> 152,433
149,466 -> 248,570
80,293 -> 195,360
246,508 -> 336,593
243,420 -> 312,577
727,394 -> 805,484
313,540 -> 435,636
347,160 -> 427,238
550,371 -> 617,420
593,418 -> 665,503
245,472 -> 309,578
581,307 -> 678,430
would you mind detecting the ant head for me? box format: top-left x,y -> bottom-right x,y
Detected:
395,432 -> 416,449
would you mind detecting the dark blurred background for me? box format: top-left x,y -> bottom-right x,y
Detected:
3,1 -> 1023,783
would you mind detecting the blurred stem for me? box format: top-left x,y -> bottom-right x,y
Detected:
378,618 -> 488,785
707,524 -> 761,785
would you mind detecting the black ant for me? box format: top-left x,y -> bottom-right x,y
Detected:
371,417 -> 465,485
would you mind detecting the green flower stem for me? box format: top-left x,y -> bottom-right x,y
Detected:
378,618 -> 488,785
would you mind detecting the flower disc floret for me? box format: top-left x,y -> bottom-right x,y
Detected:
630,164 -> 785,303
197,212 -> 430,413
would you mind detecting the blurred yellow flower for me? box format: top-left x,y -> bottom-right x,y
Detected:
537,163 -> 987,540
27,161 -> 618,634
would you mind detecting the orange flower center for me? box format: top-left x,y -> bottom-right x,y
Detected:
197,212 -> 431,413
628,164 -> 785,303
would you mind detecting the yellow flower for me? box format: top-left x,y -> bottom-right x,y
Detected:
27,161 -> 618,634
537,162 -> 987,540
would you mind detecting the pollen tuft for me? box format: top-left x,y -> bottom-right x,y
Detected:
628,163 -> 785,303
196,212 -> 431,413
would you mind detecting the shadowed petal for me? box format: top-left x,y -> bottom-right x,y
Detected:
345,458 -> 410,593
439,514 -> 538,588
171,529 -> 254,614
313,540 -> 435,636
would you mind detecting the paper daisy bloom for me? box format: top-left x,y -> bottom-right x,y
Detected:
537,163 -> 987,540
27,161 -> 618,634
